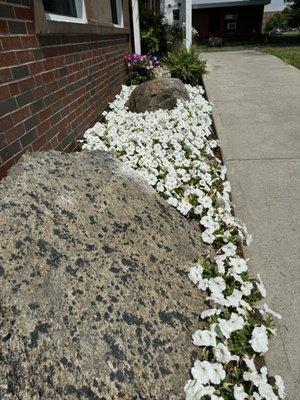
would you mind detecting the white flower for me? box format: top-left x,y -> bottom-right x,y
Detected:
258,381 -> 277,400
256,274 -> 267,297
250,325 -> 269,354
191,360 -> 210,385
202,229 -> 215,244
221,243 -> 237,257
184,379 -> 215,399
189,264 -> 204,285
233,385 -> 248,400
260,303 -> 282,319
192,329 -> 217,347
208,277 -> 226,294
218,313 -> 245,338
275,375 -> 286,399
229,256 -> 248,274
207,362 -> 226,385
240,281 -> 253,296
191,360 -> 226,386
201,308 -> 221,319
213,343 -> 239,364
226,289 -> 243,308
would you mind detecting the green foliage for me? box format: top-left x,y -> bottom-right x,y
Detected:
283,0 -> 300,28
163,46 -> 207,85
264,12 -> 287,32
139,6 -> 169,54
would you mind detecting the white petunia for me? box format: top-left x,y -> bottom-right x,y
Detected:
233,385 -> 248,400
213,343 -> 239,364
218,313 -> 245,338
188,264 -> 204,285
184,379 -> 215,399
229,256 -> 248,274
202,229 -> 215,244
249,325 -> 269,354
256,274 -> 267,298
275,375 -> 286,399
201,308 -> 221,319
192,329 -> 217,347
260,303 -> 282,319
208,277 -> 226,295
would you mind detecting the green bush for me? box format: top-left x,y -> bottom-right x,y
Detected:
163,46 -> 207,85
139,7 -> 169,54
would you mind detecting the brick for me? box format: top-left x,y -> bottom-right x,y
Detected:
1,36 -> 22,50
21,35 -> 38,49
28,61 -> 44,75
11,105 -> 30,125
8,20 -> 27,34
0,115 -> 13,132
36,119 -> 50,136
26,22 -> 34,35
0,20 -> 9,34
0,97 -> 17,118
30,98 -> 45,114
16,49 -> 34,64
32,133 -> 46,151
9,82 -> 19,96
20,128 -> 37,148
12,64 -> 29,79
14,6 -> 34,21
0,139 -> 21,163
24,114 -> 39,131
0,133 -> 6,149
0,68 -> 12,83
16,90 -> 34,107
0,84 -> 10,101
18,76 -> 35,93
0,4 -> 15,19
4,122 -> 25,144
0,51 -> 18,67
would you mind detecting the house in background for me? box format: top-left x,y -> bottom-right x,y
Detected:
161,0 -> 271,40
0,0 -> 134,179
263,0 -> 286,26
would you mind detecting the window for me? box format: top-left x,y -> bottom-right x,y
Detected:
225,14 -> 237,20
42,0 -> 86,23
227,22 -> 237,30
173,9 -> 180,20
208,13 -> 220,32
110,0 -> 123,27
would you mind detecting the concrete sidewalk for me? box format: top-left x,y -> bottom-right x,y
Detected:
203,51 -> 300,399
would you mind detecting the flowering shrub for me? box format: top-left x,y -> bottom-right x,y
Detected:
82,86 -> 286,399
124,53 -> 159,86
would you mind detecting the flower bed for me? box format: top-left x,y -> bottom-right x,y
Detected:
82,85 -> 285,400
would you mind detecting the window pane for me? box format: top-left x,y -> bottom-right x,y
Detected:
42,0 -> 77,18
110,0 -> 118,25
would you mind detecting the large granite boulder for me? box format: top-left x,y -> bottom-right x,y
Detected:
0,151 -> 206,400
126,78 -> 189,113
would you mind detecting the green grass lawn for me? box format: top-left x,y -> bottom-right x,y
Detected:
259,46 -> 300,69
198,32 -> 300,69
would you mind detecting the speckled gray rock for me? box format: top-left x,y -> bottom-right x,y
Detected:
0,151 -> 206,400
126,78 -> 189,113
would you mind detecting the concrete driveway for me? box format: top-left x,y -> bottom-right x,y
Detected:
202,50 -> 300,399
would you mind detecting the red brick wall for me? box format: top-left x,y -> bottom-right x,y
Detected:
0,0 -> 130,179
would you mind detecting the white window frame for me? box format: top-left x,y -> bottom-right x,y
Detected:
45,0 -> 87,24
225,14 -> 237,20
227,22 -> 237,30
112,0 -> 124,28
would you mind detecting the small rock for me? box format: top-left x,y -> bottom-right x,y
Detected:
126,78 -> 189,113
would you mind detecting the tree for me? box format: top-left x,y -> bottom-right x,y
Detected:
264,12 -> 287,32
283,0 -> 300,27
